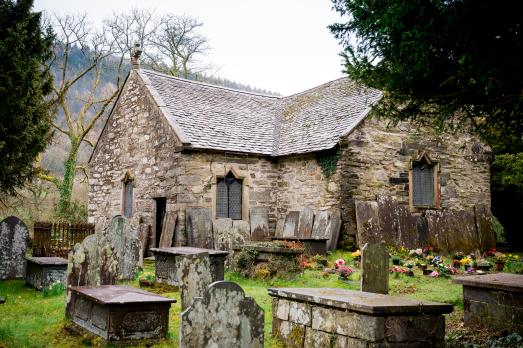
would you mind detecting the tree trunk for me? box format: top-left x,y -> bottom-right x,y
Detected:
55,139 -> 80,219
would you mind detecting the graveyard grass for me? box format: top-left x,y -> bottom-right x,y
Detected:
0,250 -> 463,348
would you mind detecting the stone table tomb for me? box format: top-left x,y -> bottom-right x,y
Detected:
25,256 -> 68,290
269,287 -> 453,347
66,285 -> 176,342
150,247 -> 229,286
454,273 -> 523,334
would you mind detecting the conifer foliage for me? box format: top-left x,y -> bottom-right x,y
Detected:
0,0 -> 53,194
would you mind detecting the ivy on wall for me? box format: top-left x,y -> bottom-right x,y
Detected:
316,147 -> 341,178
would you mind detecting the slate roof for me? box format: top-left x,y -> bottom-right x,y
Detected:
139,69 -> 381,157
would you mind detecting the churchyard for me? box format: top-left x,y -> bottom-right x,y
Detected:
1,215 -> 522,348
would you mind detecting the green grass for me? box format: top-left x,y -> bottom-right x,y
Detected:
0,251 -> 465,347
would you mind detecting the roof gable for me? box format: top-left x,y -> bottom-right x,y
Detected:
138,69 -> 381,156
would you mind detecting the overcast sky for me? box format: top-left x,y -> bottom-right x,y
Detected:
34,0 -> 346,95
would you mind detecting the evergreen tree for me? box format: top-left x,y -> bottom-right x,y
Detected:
0,0 -> 53,195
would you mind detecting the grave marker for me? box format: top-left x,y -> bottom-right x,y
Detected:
180,281 -> 264,348
213,218 -> 233,250
283,211 -> 300,237
297,206 -> 315,238
361,242 -> 389,294
186,208 -> 213,248
250,207 -> 269,241
159,211 -> 177,247
103,216 -> 140,280
311,210 -> 331,239
0,216 -> 29,280
175,252 -> 212,310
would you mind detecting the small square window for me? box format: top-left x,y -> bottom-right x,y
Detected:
216,172 -> 243,220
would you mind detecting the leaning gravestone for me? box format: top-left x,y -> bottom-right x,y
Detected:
311,210 -> 331,239
326,208 -> 342,251
159,211 -> 177,247
103,216 -> 140,280
186,208 -> 213,249
175,252 -> 212,310
180,281 -> 264,348
0,216 -> 29,280
297,206 -> 315,238
250,207 -> 269,241
283,211 -> 300,237
361,242 -> 389,294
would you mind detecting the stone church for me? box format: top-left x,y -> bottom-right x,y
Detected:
88,59 -> 495,254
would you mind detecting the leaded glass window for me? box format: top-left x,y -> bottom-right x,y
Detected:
412,159 -> 435,207
123,177 -> 133,218
216,172 -> 243,220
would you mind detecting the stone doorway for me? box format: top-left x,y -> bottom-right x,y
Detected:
154,197 -> 167,248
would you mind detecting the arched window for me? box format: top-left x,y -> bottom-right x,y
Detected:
410,153 -> 439,208
122,174 -> 134,218
216,171 -> 243,220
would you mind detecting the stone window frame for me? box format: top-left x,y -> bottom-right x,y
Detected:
120,171 -> 135,218
210,165 -> 250,222
409,152 -> 440,211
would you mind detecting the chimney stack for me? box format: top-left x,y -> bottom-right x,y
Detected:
131,42 -> 142,70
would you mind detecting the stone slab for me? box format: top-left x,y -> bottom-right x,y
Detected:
232,220 -> 251,246
25,256 -> 68,291
180,281 -> 264,348
327,208 -> 342,250
70,285 -> 177,305
213,218 -> 233,250
454,273 -> 523,292
297,207 -> 314,239
283,211 -> 300,238
185,207 -> 213,249
271,237 -> 328,256
0,216 -> 29,280
175,252 -> 212,310
311,210 -> 331,239
103,216 -> 140,280
25,256 -> 68,265
267,288 -> 453,315
361,242 -> 389,294
250,207 -> 269,241
159,211 -> 177,248
275,219 -> 285,238
354,201 -> 380,245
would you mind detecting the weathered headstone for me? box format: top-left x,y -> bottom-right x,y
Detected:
137,223 -> 150,265
180,281 -> 264,348
297,206 -> 315,238
175,252 -> 212,310
186,208 -> 213,249
275,219 -> 285,237
0,216 -> 29,280
159,211 -> 177,247
326,208 -> 342,250
232,220 -> 250,246
311,210 -> 331,239
103,216 -> 140,280
354,201 -> 380,245
66,234 -> 119,289
250,207 -> 269,241
361,242 -> 389,294
213,218 -> 233,250
283,211 -> 300,237
474,204 -> 496,250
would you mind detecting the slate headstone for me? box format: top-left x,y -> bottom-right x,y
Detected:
297,206 -> 315,238
186,208 -> 213,249
250,207 -> 269,241
213,218 -> 233,250
159,211 -> 177,248
355,201 -> 380,245
66,234 -> 119,289
103,216 -> 140,280
180,281 -> 264,348
361,242 -> 389,294
311,210 -> 331,239
137,223 -> 151,266
326,208 -> 342,251
175,252 -> 212,310
275,219 -> 285,238
232,220 -> 250,246
283,211 -> 300,238
0,216 -> 29,280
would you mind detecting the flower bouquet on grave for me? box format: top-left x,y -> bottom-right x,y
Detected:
351,249 -> 361,262
460,257 -> 473,270
338,266 -> 353,281
493,253 -> 507,271
477,260 -> 492,272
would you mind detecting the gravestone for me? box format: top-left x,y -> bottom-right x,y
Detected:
103,216 -> 140,280
250,207 -> 269,241
159,211 -> 177,247
275,219 -> 285,237
361,242 -> 389,294
311,210 -> 331,239
66,234 -> 119,289
180,281 -> 264,348
232,220 -> 250,246
297,206 -> 315,238
0,216 -> 29,280
355,201 -> 380,245
283,211 -> 300,237
175,252 -> 212,310
213,218 -> 233,250
326,208 -> 342,251
137,223 -> 150,265
186,208 -> 213,249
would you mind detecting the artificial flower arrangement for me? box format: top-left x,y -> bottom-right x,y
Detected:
334,258 -> 345,269
338,266 -> 353,280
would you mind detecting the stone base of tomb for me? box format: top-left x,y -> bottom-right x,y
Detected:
454,273 -> 523,334
268,287 -> 453,347
66,286 -> 176,342
270,236 -> 328,256
25,256 -> 68,291
150,247 -> 228,286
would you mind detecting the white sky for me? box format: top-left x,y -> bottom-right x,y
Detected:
34,0 -> 346,95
